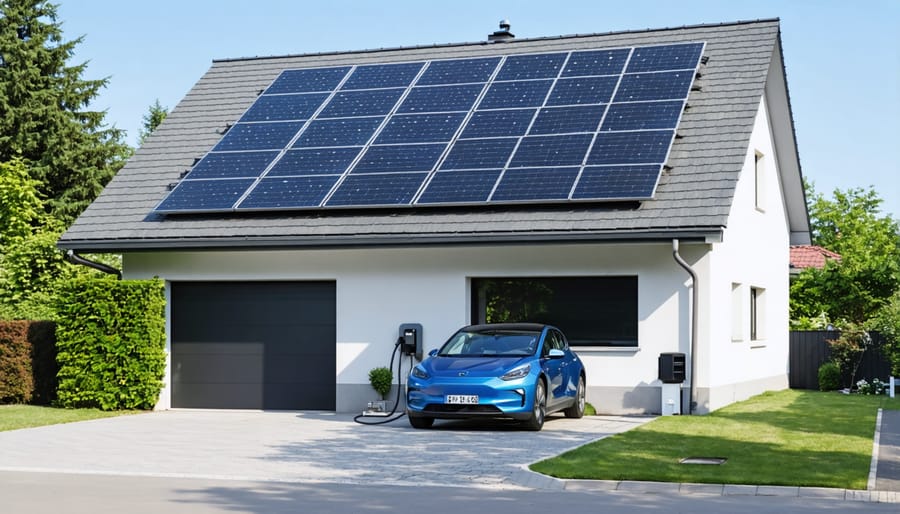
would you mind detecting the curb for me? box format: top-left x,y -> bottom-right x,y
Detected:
561,479 -> 900,503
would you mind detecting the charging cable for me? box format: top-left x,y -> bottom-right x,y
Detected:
353,338 -> 410,425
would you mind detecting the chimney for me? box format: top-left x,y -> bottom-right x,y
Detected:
488,19 -> 515,42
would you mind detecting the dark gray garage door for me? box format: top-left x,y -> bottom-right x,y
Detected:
171,281 -> 336,410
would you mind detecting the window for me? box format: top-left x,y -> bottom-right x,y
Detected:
750,286 -> 765,341
471,276 -> 638,347
754,151 -> 765,211
731,283 -> 743,341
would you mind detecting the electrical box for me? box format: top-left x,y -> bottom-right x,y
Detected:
661,383 -> 682,415
659,352 -> 686,384
399,323 -> 423,361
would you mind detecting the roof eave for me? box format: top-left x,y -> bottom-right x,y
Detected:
57,228 -> 724,253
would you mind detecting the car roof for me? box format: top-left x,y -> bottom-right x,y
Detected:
463,323 -> 550,333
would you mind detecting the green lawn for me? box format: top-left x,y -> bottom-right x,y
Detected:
532,390 -> 900,490
0,405 -> 136,432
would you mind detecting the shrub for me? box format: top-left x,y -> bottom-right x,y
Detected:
0,320 -> 56,404
0,321 -> 33,403
368,367 -> 393,400
856,378 -> 887,395
55,278 -> 165,410
827,323 -> 871,388
818,361 -> 842,391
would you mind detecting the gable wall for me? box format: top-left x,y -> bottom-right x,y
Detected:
700,95 -> 790,412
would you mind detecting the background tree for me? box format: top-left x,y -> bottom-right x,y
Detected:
0,158 -> 74,320
0,0 -> 131,225
791,184 -> 900,327
137,99 -> 168,146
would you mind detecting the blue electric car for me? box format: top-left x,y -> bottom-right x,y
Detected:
406,323 -> 585,430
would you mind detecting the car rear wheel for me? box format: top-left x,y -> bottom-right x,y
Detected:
524,380 -> 546,431
564,375 -> 586,419
408,415 -> 434,429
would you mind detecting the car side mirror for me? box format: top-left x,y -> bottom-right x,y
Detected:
428,349 -> 438,357
548,349 -> 565,359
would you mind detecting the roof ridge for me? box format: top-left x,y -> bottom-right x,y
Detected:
212,18 -> 780,64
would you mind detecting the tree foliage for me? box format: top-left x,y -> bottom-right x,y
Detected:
0,158 -> 42,246
791,185 -> 900,326
137,99 -> 167,146
0,0 -> 131,224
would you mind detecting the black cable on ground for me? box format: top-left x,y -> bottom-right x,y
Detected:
354,339 -> 410,425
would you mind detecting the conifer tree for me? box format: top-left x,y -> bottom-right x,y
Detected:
0,0 -> 131,224
138,99 -> 168,146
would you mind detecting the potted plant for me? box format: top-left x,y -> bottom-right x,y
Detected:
367,366 -> 393,413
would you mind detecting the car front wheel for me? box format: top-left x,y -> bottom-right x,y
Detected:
523,380 -> 546,431
564,375 -> 585,419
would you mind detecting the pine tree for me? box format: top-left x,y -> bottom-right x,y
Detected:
138,99 -> 168,146
0,0 -> 131,225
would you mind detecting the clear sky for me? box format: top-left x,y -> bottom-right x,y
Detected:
56,0 -> 899,219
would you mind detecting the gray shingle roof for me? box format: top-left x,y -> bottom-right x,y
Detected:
60,19 -> 790,251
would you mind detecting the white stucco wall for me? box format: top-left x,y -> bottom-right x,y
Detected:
125,242 -> 697,413
700,95 -> 791,411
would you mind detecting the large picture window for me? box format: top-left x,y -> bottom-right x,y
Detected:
471,276 -> 638,347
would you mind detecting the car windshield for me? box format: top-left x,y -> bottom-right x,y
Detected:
438,330 -> 540,357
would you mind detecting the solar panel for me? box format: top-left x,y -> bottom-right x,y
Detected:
155,41 -> 704,214
491,167 -> 580,201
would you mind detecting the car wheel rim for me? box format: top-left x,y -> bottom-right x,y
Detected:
535,383 -> 545,423
578,378 -> 585,412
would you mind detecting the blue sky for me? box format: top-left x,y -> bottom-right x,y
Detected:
57,0 -> 900,219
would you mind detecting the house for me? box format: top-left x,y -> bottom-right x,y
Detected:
790,245 -> 841,276
58,19 -> 810,415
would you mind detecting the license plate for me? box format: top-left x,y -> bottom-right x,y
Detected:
445,395 -> 478,405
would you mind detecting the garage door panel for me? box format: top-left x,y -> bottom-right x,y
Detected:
174,383 -> 263,410
174,350 -> 263,384
263,383 -> 335,410
171,281 -> 336,410
265,354 -> 335,389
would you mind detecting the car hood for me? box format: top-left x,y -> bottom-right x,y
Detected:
424,356 -> 529,378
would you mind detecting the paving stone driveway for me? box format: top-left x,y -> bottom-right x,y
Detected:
0,411 -> 649,490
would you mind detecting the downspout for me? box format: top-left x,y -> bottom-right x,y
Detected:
672,239 -> 697,415
64,250 -> 122,280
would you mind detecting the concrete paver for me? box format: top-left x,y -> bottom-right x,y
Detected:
0,411 -> 645,489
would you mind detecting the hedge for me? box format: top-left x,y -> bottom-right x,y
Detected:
55,278 -> 165,410
0,320 -> 56,404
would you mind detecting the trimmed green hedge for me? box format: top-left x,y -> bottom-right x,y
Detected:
55,278 -> 165,410
0,320 -> 56,404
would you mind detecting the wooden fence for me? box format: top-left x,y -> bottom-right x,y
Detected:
789,330 -> 892,390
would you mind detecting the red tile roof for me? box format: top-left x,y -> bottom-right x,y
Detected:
790,245 -> 841,271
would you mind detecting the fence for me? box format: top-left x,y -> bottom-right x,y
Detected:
789,330 -> 892,390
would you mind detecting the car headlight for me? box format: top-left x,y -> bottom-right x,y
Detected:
411,366 -> 430,379
501,363 -> 531,381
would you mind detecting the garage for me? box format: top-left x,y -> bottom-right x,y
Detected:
170,281 -> 336,410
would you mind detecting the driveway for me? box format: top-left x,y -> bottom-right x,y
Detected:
0,411 -> 648,490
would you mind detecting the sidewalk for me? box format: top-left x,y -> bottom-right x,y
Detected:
876,409 -> 900,492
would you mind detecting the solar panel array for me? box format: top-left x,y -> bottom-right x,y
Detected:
155,42 -> 704,213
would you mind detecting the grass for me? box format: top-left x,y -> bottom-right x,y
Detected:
0,405 -> 136,432
532,389 -> 900,489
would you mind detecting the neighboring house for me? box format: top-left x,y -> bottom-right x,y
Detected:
789,245 -> 841,276
58,19 -> 810,415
